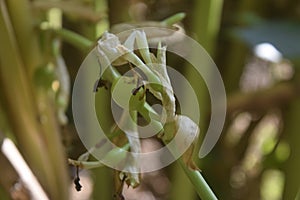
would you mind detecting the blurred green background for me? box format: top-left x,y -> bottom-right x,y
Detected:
1,0 -> 300,199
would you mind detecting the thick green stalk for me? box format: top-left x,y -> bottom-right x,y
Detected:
32,0 -> 104,23
0,0 -> 56,195
5,0 -> 43,76
3,0 -> 69,199
62,1 -> 114,198
192,0 -> 224,55
296,187 -> 300,200
174,1 -> 223,199
282,98 -> 300,199
189,0 -> 224,127
0,186 -> 9,200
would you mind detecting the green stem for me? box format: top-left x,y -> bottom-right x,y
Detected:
102,65 -> 121,82
0,0 -> 56,194
161,12 -> 186,26
282,98 -> 300,199
171,2 -> 223,199
192,0 -> 223,55
179,159 -> 218,200
32,1 -> 105,23
49,28 -> 94,51
296,187 -> 300,200
3,0 -> 70,199
70,143 -> 130,169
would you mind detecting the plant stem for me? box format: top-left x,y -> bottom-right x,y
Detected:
179,159 -> 218,200
32,1 -> 105,23
0,0 -> 55,193
282,97 -> 300,199
171,1 -> 224,199
3,0 -> 70,198
161,12 -> 186,26
50,28 -> 94,51
192,0 -> 224,55
296,187 -> 300,200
